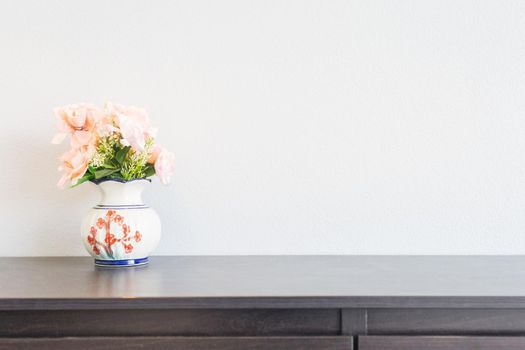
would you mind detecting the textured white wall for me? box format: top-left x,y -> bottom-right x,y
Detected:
1,0 -> 525,256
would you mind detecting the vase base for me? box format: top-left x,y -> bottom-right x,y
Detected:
95,257 -> 149,267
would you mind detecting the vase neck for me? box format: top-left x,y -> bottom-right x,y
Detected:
97,180 -> 148,206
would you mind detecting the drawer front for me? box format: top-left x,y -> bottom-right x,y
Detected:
367,308 -> 525,335
0,336 -> 353,350
0,309 -> 340,337
359,336 -> 525,350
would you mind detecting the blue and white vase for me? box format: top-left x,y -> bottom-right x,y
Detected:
81,179 -> 161,267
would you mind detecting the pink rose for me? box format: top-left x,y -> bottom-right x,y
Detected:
57,146 -> 92,188
52,103 -> 100,147
106,102 -> 157,152
118,114 -> 147,152
154,149 -> 175,185
96,114 -> 120,137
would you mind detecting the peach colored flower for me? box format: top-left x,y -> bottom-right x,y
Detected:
96,114 -> 119,137
154,148 -> 175,185
56,147 -> 91,188
53,102 -> 175,188
52,103 -> 100,148
148,145 -> 162,164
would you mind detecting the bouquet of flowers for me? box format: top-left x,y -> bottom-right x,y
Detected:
52,102 -> 175,188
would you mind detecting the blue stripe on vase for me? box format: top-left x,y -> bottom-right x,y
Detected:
94,205 -> 148,210
95,204 -> 146,207
95,257 -> 149,266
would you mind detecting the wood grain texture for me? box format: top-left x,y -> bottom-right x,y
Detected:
359,336 -> 525,350
368,308 -> 525,335
0,309 -> 340,337
3,256 -> 525,309
0,336 -> 353,350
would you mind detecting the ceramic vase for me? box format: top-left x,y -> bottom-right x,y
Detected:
80,179 -> 161,267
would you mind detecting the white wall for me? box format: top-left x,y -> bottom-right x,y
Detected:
1,0 -> 525,256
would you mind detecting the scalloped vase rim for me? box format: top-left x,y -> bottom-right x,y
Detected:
90,178 -> 152,185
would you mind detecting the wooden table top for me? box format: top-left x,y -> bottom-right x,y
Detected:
1,256 -> 525,310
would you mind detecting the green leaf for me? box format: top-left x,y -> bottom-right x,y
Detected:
115,146 -> 131,164
94,168 -> 119,180
102,161 -> 118,169
71,172 -> 94,188
144,165 -> 156,177
87,165 -> 96,174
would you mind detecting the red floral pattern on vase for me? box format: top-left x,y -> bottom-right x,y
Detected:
86,210 -> 142,258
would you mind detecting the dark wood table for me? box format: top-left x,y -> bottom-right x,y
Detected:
2,256 -> 525,349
